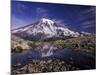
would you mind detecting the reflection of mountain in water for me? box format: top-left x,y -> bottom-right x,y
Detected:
34,43 -> 57,57
12,43 -> 95,70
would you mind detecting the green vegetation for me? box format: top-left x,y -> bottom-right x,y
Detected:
53,36 -> 95,55
11,35 -> 95,55
11,46 -> 23,53
27,42 -> 36,48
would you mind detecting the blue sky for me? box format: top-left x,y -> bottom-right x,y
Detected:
11,1 -> 96,33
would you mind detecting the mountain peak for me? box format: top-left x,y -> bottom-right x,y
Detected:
12,18 -> 81,41
41,18 -> 54,25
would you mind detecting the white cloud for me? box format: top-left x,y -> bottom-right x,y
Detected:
81,20 -> 95,26
82,24 -> 95,28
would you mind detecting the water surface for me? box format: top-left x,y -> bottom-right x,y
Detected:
12,44 -> 95,70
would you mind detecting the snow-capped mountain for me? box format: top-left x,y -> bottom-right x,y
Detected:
12,18 -> 80,41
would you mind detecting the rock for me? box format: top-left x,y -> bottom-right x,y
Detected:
12,59 -> 80,74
